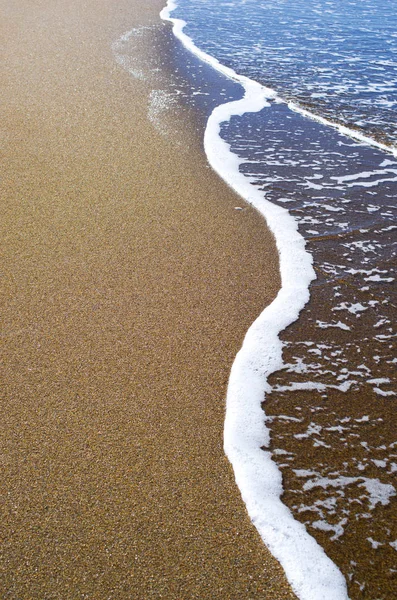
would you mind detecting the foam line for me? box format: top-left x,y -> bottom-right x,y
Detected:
160,2 -> 396,159
288,102 -> 397,159
161,2 -> 349,599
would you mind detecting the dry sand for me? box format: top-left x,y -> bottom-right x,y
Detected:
0,0 -> 296,597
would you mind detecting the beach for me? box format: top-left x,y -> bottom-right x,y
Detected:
155,2 -> 396,598
0,0 -> 297,597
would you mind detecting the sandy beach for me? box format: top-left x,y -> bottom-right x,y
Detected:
0,0 -> 296,597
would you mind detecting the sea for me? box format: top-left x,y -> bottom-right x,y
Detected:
114,1 -> 397,598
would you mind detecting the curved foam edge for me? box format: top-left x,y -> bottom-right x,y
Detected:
161,2 -> 350,598
160,1 -> 396,159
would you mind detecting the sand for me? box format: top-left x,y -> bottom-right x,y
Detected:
0,0 -> 296,597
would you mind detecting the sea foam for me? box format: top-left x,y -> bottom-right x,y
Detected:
161,1 -> 349,599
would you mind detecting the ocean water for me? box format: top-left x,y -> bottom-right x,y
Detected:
114,1 -> 396,599
168,0 -> 397,148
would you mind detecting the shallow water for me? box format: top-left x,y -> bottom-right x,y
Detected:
171,0 -> 397,148
221,100 -> 396,599
115,2 -> 397,597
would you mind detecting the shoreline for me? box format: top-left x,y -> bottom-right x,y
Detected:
160,4 -> 349,599
160,2 -> 396,159
159,3 -> 396,599
0,0 -> 297,597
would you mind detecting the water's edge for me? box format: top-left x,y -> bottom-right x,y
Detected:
160,1 -> 350,599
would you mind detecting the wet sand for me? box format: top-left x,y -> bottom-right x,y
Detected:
0,0 -> 296,597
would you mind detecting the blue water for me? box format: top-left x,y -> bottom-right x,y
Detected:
172,0 -> 397,147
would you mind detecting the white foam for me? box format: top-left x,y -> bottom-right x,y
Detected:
365,274 -> 394,283
311,518 -> 347,541
287,102 -> 397,159
333,302 -> 367,315
367,537 -> 383,549
317,320 -> 351,331
373,388 -> 396,398
331,169 -> 397,184
148,89 -> 178,136
161,2 -> 348,599
160,5 -> 397,159
112,28 -> 147,80
303,476 -> 396,510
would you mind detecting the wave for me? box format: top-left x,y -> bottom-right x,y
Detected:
160,1 -> 350,599
287,101 -> 397,160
